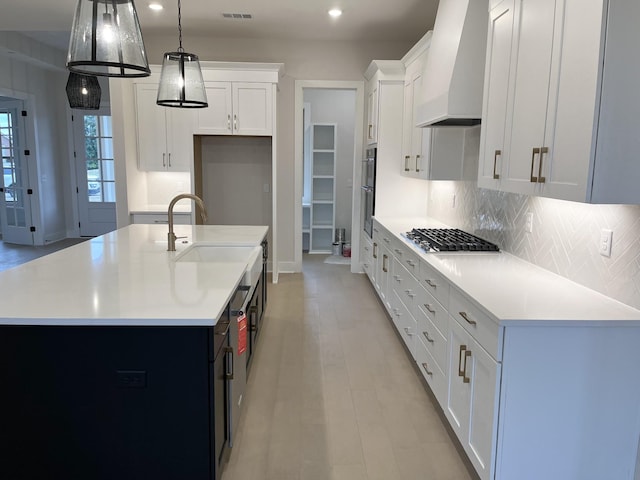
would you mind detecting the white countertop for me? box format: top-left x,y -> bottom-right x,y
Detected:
0,224 -> 268,327
374,216 -> 640,326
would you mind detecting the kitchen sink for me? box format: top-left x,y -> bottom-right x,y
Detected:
175,244 -> 263,287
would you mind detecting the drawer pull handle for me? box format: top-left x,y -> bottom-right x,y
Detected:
393,309 -> 402,317
404,155 -> 411,172
415,154 -> 421,173
406,260 -> 416,267
424,303 -> 435,314
425,279 -> 437,288
393,275 -> 401,282
383,237 -> 390,244
404,289 -> 415,298
458,345 -> 467,377
364,246 -> 369,251
538,147 -> 548,183
369,124 -> 373,139
422,331 -> 434,343
530,147 -> 540,183
394,248 -> 402,255
403,327 -> 414,336
373,242 -> 378,259
382,254 -> 389,273
493,149 -> 501,179
462,350 -> 472,384
373,227 -> 379,233
459,311 -> 477,326
421,362 -> 433,376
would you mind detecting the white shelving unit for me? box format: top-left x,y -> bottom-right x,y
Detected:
309,123 -> 336,253
302,203 -> 310,251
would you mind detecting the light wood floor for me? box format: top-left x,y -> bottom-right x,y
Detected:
223,254 -> 475,480
0,238 -> 88,272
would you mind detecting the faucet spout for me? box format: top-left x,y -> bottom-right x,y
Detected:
167,193 -> 208,251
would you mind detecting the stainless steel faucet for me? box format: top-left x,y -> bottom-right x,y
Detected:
167,193 -> 208,251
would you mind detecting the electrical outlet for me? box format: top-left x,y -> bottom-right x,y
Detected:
600,229 -> 613,257
525,212 -> 533,233
263,183 -> 270,193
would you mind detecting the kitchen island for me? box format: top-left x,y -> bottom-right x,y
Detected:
0,224 -> 268,480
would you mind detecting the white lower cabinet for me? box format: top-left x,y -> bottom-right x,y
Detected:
447,316 -> 499,480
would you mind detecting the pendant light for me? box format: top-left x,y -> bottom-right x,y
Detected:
156,0 -> 208,108
66,0 -> 150,78
66,72 -> 102,109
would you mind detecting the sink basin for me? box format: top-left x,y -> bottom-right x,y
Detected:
175,244 -> 263,286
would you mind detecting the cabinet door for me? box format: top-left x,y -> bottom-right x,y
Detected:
232,83 -> 272,136
166,107 -> 194,172
467,335 -> 499,480
366,83 -> 379,145
501,0 -> 556,195
446,318 -> 471,438
135,83 -> 168,172
401,77 -> 414,174
478,0 -> 515,189
195,82 -> 233,135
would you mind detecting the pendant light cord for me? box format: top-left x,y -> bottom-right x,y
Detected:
177,0 -> 183,52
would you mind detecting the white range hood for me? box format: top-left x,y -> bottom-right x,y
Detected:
416,0 -> 489,127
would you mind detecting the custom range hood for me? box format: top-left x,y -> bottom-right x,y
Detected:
416,0 -> 488,127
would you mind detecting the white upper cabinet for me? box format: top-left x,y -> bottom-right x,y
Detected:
195,82 -> 273,136
364,60 -> 405,146
134,82 -> 193,172
401,43 -> 429,177
480,0 -> 640,204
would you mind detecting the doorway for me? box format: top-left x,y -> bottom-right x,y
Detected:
0,98 -> 34,245
294,81 -> 365,273
71,107 -> 117,237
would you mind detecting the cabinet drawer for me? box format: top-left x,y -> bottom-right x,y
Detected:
391,257 -> 419,315
450,290 -> 500,359
390,291 -> 417,357
419,260 -> 450,309
392,239 -> 420,277
416,284 -> 448,338
416,307 -> 448,375
415,337 -> 446,406
130,212 -> 192,225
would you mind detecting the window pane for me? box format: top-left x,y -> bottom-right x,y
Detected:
100,137 -> 113,159
99,116 -> 113,137
88,181 -> 102,202
102,160 -> 115,181
84,116 -> 97,137
103,182 -> 116,202
85,137 -> 98,160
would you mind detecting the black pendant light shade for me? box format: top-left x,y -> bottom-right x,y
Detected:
66,72 -> 102,109
156,0 -> 208,108
66,0 -> 150,78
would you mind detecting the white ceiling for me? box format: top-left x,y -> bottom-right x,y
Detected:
2,0 -> 439,50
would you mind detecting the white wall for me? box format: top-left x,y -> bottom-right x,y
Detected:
303,88 -> 357,243
141,34 -> 415,271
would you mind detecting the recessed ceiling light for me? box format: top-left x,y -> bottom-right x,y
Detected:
149,3 -> 163,11
328,8 -> 342,18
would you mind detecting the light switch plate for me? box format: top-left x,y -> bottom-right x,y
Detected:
600,229 -> 613,257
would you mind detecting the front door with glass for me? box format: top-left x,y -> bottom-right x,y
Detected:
0,99 -> 34,245
73,109 -> 116,237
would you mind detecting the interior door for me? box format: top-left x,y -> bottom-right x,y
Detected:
72,108 -> 117,237
0,100 -> 34,245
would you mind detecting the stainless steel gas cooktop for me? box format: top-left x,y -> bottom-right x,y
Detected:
403,228 -> 500,253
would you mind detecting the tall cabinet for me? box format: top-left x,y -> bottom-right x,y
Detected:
309,123 -> 336,254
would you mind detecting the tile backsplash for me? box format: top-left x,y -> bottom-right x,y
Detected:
427,181 -> 640,310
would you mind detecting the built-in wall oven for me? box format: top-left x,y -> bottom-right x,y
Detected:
362,147 -> 377,238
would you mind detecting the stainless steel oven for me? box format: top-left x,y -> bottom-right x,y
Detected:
362,147 -> 376,238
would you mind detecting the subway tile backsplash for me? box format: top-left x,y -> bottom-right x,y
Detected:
427,181 -> 640,310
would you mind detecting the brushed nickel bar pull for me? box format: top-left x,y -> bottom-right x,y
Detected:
403,327 -> 414,336
373,242 -> 378,259
382,254 -> 388,273
383,237 -> 390,244
406,259 -> 417,267
404,155 -> 411,172
368,124 -> 373,139
227,114 -> 231,130
224,346 -> 234,380
421,362 -> 433,376
393,274 -> 401,282
459,311 -> 477,326
404,289 -> 415,298
462,350 -> 472,383
394,248 -> 403,255
424,304 -> 435,314
530,147 -> 540,182
493,150 -> 501,179
162,153 -> 166,167
168,153 -> 171,168
425,279 -> 437,288
458,345 -> 467,377
538,147 -> 548,183
233,114 -> 238,131
373,227 -> 379,233
423,331 -> 434,343
415,154 -> 421,173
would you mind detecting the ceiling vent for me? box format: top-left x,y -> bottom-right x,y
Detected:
222,13 -> 253,19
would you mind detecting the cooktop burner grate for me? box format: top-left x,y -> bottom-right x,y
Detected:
405,228 -> 499,252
